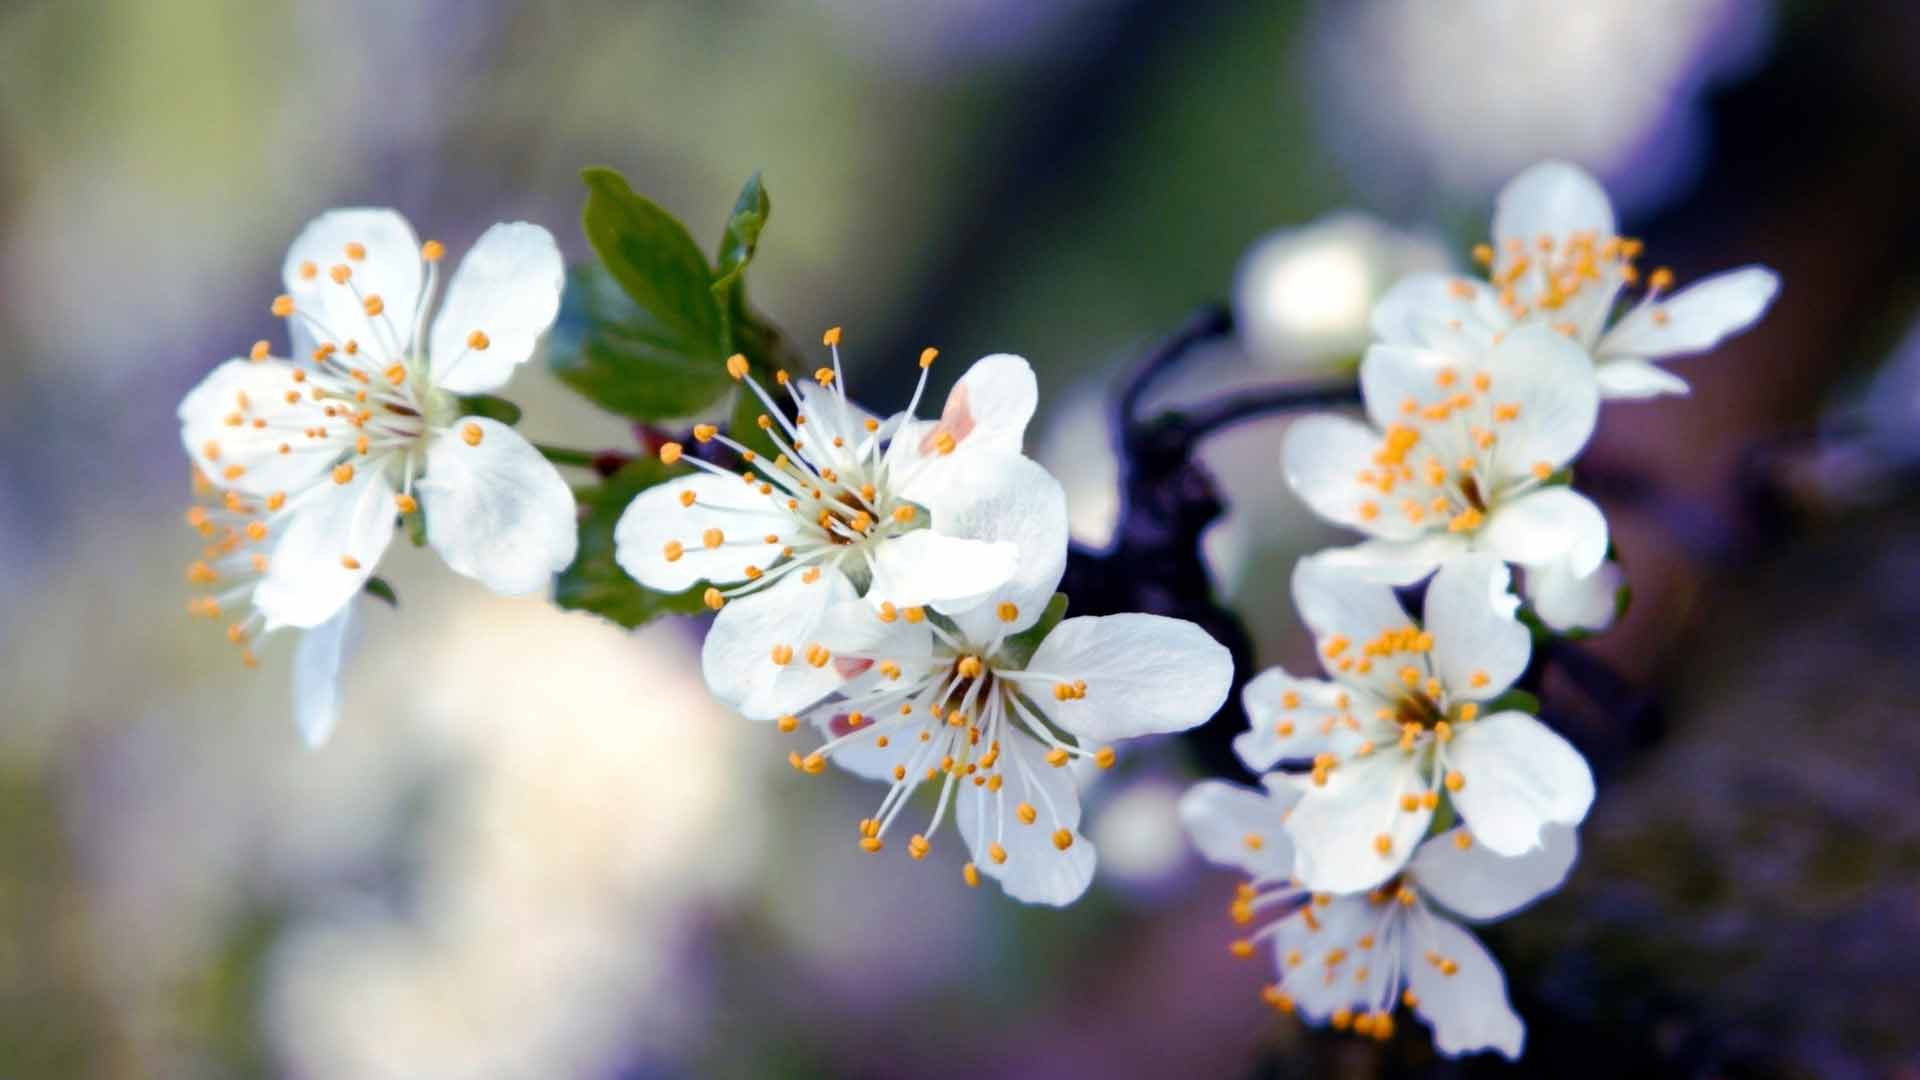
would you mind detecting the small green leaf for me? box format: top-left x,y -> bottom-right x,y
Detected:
457,393 -> 522,427
712,171 -> 769,300
1484,688 -> 1541,715
548,168 -> 732,420
549,265 -> 735,419
556,458 -> 709,628
362,577 -> 399,608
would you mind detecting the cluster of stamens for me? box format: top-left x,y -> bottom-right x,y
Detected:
1227,871 -> 1472,1042
655,330 -> 958,611
182,469 -> 277,666
1353,365 -> 1552,536
1468,231 -> 1673,330
772,607 -> 1114,887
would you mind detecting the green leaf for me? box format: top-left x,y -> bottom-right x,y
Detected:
1484,688 -> 1541,716
712,171 -> 769,300
556,458 -> 709,628
362,577 -> 399,608
457,393 -> 522,427
549,265 -> 735,419
548,168 -> 732,420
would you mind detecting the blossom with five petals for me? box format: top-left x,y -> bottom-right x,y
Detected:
613,337 -> 1044,719
1284,321 -> 1608,587
178,209 -> 578,637
1180,775 -> 1578,1059
1233,554 -> 1592,894
1369,160 -> 1780,401
763,473 -> 1233,905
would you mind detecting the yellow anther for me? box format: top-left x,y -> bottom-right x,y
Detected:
1357,501 -> 1379,522
1094,747 -> 1116,769
1649,267 -> 1674,291
703,587 -> 724,610
726,354 -> 749,380
908,834 -> 930,860
770,644 -> 793,666
1399,794 -> 1420,813
962,862 -> 980,887
1447,507 -> 1484,533
1045,748 -> 1069,768
805,643 -> 831,668
1456,702 -> 1479,722
813,366 -> 835,386
1473,371 -> 1493,392
271,294 -> 295,317
465,329 -> 490,351
329,263 -> 352,284
249,340 -> 271,361
297,261 -> 318,281
889,506 -> 915,525
1051,828 -> 1073,851
344,241 -> 366,261
1454,831 -> 1473,850
1373,833 -> 1392,856
859,836 -> 883,853
1016,802 -> 1037,825
1435,367 -> 1458,388
933,432 -> 956,455
1532,460 -> 1554,480
362,294 -> 384,317
420,240 -> 444,262
849,510 -> 873,533
1434,720 -> 1454,743
332,463 -> 355,485
340,555 -> 361,570
660,442 -> 684,464
822,326 -> 842,347
1472,243 -> 1494,265
1229,939 -> 1255,959
1243,833 -> 1264,851
1330,1008 -> 1353,1031
384,363 -> 407,385
1445,770 -> 1465,792
267,492 -> 287,512
903,606 -> 925,623
988,841 -> 1008,864
1469,670 -> 1490,688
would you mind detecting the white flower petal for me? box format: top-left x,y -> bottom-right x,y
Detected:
1593,358 -> 1693,400
903,452 -> 1067,640
1313,534 -> 1470,586
612,475 -> 790,594
865,530 -> 1018,612
1369,273 -> 1504,350
1412,825 -> 1579,922
254,464 -> 396,630
1274,895 -> 1375,1022
914,353 -> 1037,461
418,419 -> 577,595
1406,916 -> 1525,1060
1023,614 -> 1233,742
1178,780 -> 1297,880
292,601 -> 361,748
283,209 -> 423,360
1291,553 -> 1417,658
1283,751 -> 1430,893
1491,161 -> 1614,273
1479,487 -> 1608,575
178,359 -> 338,497
1524,557 -> 1624,633
701,567 -> 858,719
427,222 -> 565,395
1446,711 -> 1595,857
1597,265 -> 1780,362
1282,414 -> 1426,540
1475,324 -> 1601,472
1424,555 -> 1530,702
1235,668 -> 1373,772
957,731 -> 1095,906
793,380 -> 886,470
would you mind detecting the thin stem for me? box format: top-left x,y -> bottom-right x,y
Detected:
1118,305 -> 1233,429
1176,380 -> 1362,442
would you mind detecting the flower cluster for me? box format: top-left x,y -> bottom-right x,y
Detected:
1182,160 -> 1777,1057
177,209 -> 576,744
613,334 -> 1235,904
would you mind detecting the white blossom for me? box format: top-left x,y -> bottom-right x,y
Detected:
762,472 -> 1232,905
1235,554 -> 1592,894
613,336 -> 1045,719
1284,321 -> 1608,587
1180,775 -> 1578,1059
1370,160 -> 1779,401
